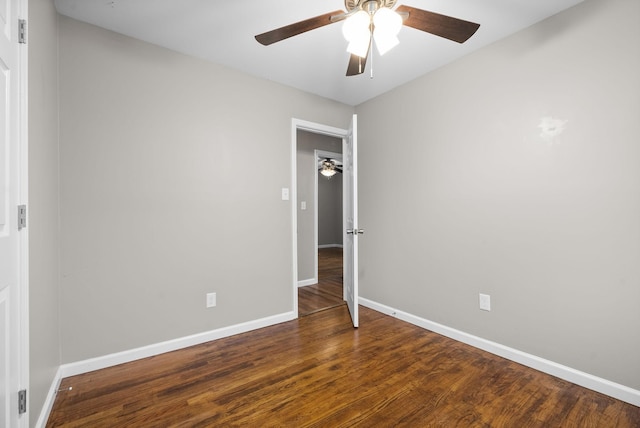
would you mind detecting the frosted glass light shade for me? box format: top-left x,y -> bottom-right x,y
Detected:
342,11 -> 370,41
374,32 -> 399,55
372,8 -> 402,36
343,10 -> 371,58
347,36 -> 370,58
373,8 -> 402,55
320,168 -> 337,177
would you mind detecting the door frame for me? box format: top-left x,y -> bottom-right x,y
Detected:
291,119 -> 348,316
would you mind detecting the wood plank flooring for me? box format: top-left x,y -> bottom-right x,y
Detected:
298,247 -> 344,316
47,304 -> 640,427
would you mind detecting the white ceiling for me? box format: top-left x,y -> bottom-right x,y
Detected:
53,0 -> 584,106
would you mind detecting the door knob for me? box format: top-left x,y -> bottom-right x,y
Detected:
346,229 -> 365,235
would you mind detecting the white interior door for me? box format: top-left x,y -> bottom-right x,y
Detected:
0,0 -> 24,425
343,114 -> 359,328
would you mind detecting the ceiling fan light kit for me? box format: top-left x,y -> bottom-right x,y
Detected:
319,159 -> 343,178
342,2 -> 402,58
255,0 -> 480,76
320,168 -> 338,178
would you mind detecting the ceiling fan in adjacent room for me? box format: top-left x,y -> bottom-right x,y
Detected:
255,0 -> 480,76
319,158 -> 343,178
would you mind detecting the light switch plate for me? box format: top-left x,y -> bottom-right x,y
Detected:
281,188 -> 289,200
479,293 -> 491,311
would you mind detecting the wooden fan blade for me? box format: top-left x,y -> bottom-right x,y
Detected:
346,54 -> 366,76
255,10 -> 344,45
396,5 -> 480,43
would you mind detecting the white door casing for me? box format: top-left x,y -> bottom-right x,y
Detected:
292,118 -> 358,326
0,0 -> 27,425
343,115 -> 359,327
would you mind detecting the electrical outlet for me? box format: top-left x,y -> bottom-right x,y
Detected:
206,292 -> 217,308
479,293 -> 491,311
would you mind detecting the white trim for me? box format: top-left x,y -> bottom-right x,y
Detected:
34,368 -> 63,428
291,121 -> 299,315
297,279 -> 317,287
359,297 -> 640,407
59,311 -> 295,379
36,311 -> 294,426
291,119 -> 348,317
313,150 -> 319,286
318,244 -> 343,249
294,119 -> 347,137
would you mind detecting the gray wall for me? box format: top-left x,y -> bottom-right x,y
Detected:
357,0 -> 640,390
28,0 -> 61,423
296,131 -> 342,282
58,17 -> 354,363
318,172 -> 342,247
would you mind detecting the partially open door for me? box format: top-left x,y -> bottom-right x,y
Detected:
343,114 -> 360,328
0,0 -> 26,425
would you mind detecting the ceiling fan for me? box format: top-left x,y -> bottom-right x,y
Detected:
319,158 -> 343,177
255,0 -> 480,76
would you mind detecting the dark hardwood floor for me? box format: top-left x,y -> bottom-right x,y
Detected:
298,247 -> 344,316
47,304 -> 639,427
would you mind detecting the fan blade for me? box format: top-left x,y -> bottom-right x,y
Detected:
396,5 -> 480,43
255,10 -> 345,46
346,53 -> 368,76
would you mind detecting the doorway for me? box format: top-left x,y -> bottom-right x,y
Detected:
295,134 -> 344,316
299,148 -> 344,316
291,119 -> 349,318
292,116 -> 359,327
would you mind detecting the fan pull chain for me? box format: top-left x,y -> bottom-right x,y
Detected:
369,52 -> 375,79
370,40 -> 374,79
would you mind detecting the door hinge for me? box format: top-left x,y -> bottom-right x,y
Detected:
18,205 -> 26,230
18,389 -> 27,414
18,19 -> 26,44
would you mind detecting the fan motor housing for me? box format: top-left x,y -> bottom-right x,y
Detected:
345,0 -> 397,13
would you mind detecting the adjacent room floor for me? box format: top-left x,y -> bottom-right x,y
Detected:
298,247 -> 344,316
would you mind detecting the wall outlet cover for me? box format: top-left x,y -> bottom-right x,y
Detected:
206,292 -> 217,308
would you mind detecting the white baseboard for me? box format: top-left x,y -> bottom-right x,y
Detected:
35,311 -> 296,426
298,278 -> 317,287
318,244 -> 343,249
359,297 -> 640,407
34,367 -> 64,428
60,311 -> 296,378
